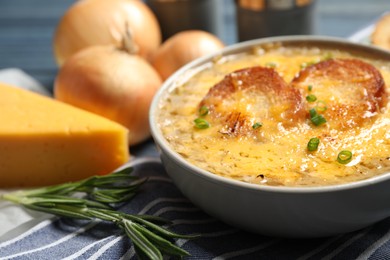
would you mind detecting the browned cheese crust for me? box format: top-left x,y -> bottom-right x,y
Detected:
199,66 -> 306,137
291,58 -> 388,129
200,59 -> 388,133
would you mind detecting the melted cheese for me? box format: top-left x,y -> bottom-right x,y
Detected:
158,46 -> 390,187
0,83 -> 130,187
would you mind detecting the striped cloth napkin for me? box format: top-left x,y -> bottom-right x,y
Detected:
1,157 -> 390,260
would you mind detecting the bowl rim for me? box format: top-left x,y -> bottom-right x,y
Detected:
149,35 -> 390,194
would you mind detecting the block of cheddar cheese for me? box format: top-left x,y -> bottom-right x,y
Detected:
0,83 -> 130,187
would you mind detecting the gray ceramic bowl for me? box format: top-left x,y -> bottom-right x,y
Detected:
149,36 -> 390,238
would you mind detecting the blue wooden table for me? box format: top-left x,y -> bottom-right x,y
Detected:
0,0 -> 389,90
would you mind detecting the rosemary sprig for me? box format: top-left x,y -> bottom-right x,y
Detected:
1,167 -> 198,259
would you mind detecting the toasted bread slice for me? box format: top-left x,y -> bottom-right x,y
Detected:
199,66 -> 305,137
371,13 -> 390,50
291,58 -> 388,129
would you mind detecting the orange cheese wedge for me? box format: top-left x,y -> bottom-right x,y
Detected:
0,83 -> 130,187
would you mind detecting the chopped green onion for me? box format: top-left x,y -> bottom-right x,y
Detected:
315,101 -> 327,112
300,61 -> 315,69
252,122 -> 263,129
265,62 -> 277,68
311,114 -> 327,126
308,85 -> 313,91
337,150 -> 353,164
309,108 -> 317,118
306,94 -> 317,102
199,106 -> 209,116
307,137 -> 320,151
194,118 -> 210,129
323,52 -> 333,60
309,108 -> 327,126
315,100 -> 328,112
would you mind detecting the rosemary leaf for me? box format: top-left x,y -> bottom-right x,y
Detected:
31,195 -> 88,205
123,219 -> 163,260
80,168 -> 138,188
131,221 -> 190,257
87,208 -> 121,222
24,204 -> 92,220
132,215 -> 172,225
0,166 -> 198,259
134,244 -> 153,260
11,183 -> 76,197
124,214 -> 200,239
91,190 -> 136,204
33,194 -> 111,209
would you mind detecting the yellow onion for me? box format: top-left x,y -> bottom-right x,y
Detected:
371,13 -> 390,50
53,0 -> 161,66
54,39 -> 162,145
151,30 -> 225,81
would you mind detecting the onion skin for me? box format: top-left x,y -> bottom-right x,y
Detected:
151,30 -> 225,81
54,45 -> 162,145
53,0 -> 161,66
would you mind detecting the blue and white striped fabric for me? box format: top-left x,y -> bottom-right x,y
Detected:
1,158 -> 390,260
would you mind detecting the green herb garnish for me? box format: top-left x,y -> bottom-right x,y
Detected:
337,150 -> 353,164
306,94 -> 317,102
1,167 -> 198,259
265,62 -> 277,68
315,100 -> 327,112
309,108 -> 327,126
199,106 -> 209,116
307,137 -> 320,151
252,122 -> 263,129
194,118 -> 210,129
300,61 -> 316,69
323,52 -> 333,60
311,114 -> 327,126
308,85 -> 313,92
